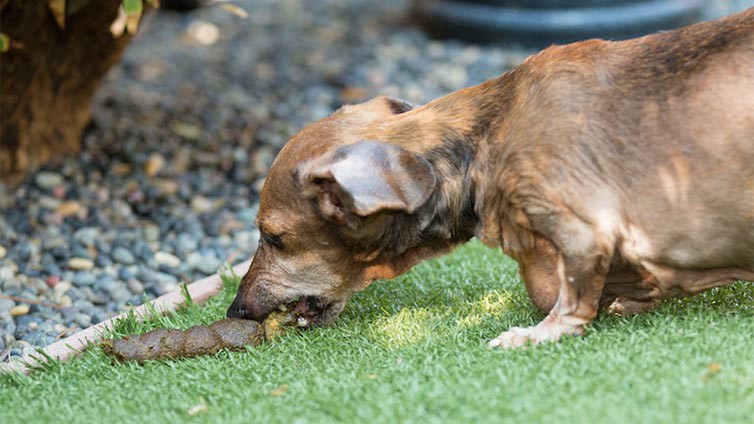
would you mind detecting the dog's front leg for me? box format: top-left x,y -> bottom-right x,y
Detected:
489,220 -> 610,349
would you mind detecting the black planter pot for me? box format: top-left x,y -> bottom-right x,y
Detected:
159,0 -> 209,11
413,0 -> 704,47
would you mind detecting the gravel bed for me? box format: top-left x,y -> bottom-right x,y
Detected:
0,0 -> 747,360
0,0 -> 530,361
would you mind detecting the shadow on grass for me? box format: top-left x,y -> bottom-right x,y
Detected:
337,241 -> 754,350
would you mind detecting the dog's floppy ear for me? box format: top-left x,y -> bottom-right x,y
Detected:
384,96 -> 418,114
298,140 -> 436,227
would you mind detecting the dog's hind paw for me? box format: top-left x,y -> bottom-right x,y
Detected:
607,297 -> 660,316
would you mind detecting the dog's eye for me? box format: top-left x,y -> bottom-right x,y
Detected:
259,231 -> 284,249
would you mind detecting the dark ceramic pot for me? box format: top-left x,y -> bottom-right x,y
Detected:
413,0 -> 704,47
159,0 -> 208,11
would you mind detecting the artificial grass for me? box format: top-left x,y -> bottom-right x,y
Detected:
1,240 -> 753,423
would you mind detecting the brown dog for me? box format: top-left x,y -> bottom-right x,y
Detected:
227,9 -> 754,348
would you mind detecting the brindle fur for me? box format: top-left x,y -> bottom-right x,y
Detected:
228,9 -> 754,348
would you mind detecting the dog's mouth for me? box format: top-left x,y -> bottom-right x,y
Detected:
278,295 -> 333,329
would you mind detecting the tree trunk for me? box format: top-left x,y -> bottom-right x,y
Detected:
0,0 -> 139,181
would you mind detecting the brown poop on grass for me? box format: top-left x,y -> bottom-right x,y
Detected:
101,312 -> 296,363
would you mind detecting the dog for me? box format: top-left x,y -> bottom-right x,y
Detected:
227,8 -> 754,348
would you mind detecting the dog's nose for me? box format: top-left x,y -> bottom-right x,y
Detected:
226,297 -> 247,319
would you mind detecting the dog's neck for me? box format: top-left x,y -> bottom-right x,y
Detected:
364,72 -> 516,250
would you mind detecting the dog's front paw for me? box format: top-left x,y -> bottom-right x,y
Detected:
488,316 -> 586,349
488,326 -> 542,349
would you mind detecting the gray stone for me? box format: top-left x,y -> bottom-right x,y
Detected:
186,251 -> 202,268
91,311 -> 110,325
139,268 -> 178,286
118,267 -> 136,280
95,254 -> 113,267
38,195 -> 62,210
2,333 -> 14,346
0,298 -> 14,312
111,199 -> 134,221
11,340 -> 32,350
110,287 -> 132,303
238,205 -> 259,223
95,239 -> 111,255
134,242 -> 154,262
34,171 -> 64,189
73,313 -> 92,328
83,287 -> 108,305
143,225 -> 160,242
59,295 -> 73,308
72,299 -> 94,311
73,227 -> 100,247
61,307 -> 79,323
73,271 -> 96,286
22,331 -> 55,348
0,265 -> 16,285
43,262 -> 62,277
17,242 -> 34,262
152,280 -> 178,296
53,281 -> 72,297
42,237 -> 66,250
38,321 -> 56,333
0,310 -> 13,325
14,315 -> 43,336
127,278 -> 145,294
1,320 -> 16,336
112,247 -> 136,265
174,233 -> 199,254
190,196 -> 217,213
61,270 -> 75,283
97,277 -> 119,294
196,254 -> 222,275
71,245 -> 92,260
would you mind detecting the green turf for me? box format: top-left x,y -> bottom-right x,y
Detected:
2,240 -> 753,423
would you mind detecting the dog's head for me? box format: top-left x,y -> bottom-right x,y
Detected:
226,96 -> 460,326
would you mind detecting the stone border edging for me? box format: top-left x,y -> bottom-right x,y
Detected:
0,259 -> 251,376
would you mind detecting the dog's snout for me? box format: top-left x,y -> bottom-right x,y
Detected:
226,296 -> 247,319
226,284 -> 278,321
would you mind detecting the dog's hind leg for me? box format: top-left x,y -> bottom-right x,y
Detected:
489,214 -> 612,349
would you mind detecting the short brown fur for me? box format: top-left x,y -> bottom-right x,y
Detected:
228,9 -> 754,348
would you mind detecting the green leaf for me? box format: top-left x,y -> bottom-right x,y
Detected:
122,0 -> 143,34
0,33 -> 9,53
122,0 -> 142,13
